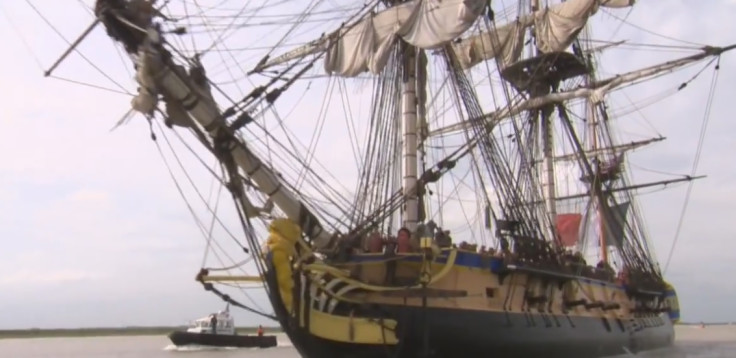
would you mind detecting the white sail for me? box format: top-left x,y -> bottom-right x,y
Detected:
451,21 -> 526,69
325,0 -> 485,76
452,0 -> 635,69
535,0 -> 633,53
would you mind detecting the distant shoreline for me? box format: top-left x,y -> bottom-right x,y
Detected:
0,322 -> 730,339
0,326 -> 283,339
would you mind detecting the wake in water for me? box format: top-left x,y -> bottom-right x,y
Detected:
163,334 -> 293,351
163,344 -> 239,352
164,343 -> 293,351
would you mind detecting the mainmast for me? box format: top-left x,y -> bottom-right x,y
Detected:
530,0 -> 559,240
401,44 -> 420,232
393,0 -> 427,233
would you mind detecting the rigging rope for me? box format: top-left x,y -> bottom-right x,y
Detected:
24,0 -> 131,93
1,3 -> 44,71
663,57 -> 721,274
149,118 -> 270,315
200,162 -> 225,268
204,257 -> 254,272
602,9 -> 707,47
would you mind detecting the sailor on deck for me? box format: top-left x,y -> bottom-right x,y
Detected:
210,314 -> 218,334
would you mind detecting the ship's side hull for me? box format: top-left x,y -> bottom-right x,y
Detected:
382,305 -> 673,357
167,331 -> 278,348
263,256 -> 674,358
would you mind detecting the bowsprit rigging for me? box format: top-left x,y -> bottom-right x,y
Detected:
34,0 -> 735,357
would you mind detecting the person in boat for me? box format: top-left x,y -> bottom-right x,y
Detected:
210,314 -> 218,334
257,325 -> 264,337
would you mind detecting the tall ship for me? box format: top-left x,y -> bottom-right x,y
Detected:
41,0 -> 732,357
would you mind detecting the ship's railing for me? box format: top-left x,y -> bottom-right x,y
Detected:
340,245 -> 625,288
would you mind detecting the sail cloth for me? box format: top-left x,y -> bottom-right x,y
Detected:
451,21 -> 526,69
451,0 -> 635,70
555,213 -> 583,247
601,201 -> 631,248
535,0 -> 634,53
324,0 -> 486,77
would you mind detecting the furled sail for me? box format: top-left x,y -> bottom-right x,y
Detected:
452,0 -> 635,70
535,0 -> 634,53
324,0 -> 486,76
451,21 -> 526,69
601,201 -> 631,248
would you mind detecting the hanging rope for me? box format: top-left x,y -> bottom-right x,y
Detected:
198,270 -> 278,321
146,114 -> 274,317
663,57 -> 722,274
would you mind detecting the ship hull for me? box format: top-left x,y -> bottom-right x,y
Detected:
167,331 -> 278,348
263,263 -> 674,358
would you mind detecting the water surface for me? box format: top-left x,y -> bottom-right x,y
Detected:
1,326 -> 734,357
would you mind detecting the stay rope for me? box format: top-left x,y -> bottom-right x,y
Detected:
663,57 -> 721,275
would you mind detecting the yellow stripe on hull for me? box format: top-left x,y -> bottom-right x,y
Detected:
264,219 -> 399,345
308,309 -> 398,345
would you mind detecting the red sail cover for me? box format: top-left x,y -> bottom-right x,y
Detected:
556,213 -> 583,247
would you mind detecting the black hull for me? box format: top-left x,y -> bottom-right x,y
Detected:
263,263 -> 674,358
167,331 -> 277,348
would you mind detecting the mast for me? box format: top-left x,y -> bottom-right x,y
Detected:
430,44 -> 736,137
589,91 -> 608,262
416,50 -> 429,225
588,84 -> 609,263
578,30 -> 608,262
530,0 -> 558,240
401,33 -> 420,232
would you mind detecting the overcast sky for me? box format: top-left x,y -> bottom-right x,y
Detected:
1,1 -> 735,329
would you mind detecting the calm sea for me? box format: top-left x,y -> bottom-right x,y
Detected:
1,326 -> 734,358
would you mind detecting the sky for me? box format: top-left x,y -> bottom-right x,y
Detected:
1,0 -> 736,329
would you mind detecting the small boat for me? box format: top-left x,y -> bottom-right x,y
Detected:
167,305 -> 277,348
